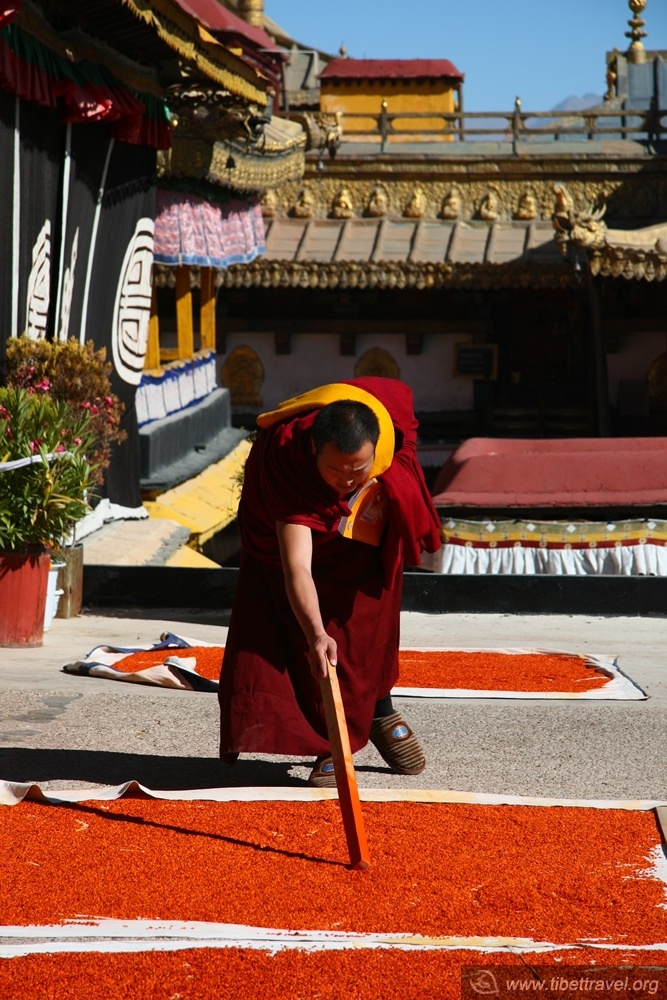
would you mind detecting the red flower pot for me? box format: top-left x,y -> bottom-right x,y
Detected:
0,549 -> 50,647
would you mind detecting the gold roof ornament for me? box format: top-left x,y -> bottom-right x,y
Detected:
515,189 -> 538,221
236,0 -> 265,28
552,182 -> 608,252
161,113 -> 306,194
291,188 -> 315,218
331,187 -> 355,219
260,189 -> 278,218
365,186 -> 389,218
403,186 -> 427,219
440,187 -> 462,220
589,224 -> 667,281
626,0 -> 648,65
479,187 -> 500,221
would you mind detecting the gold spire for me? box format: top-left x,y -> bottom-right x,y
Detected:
626,0 -> 648,64
235,0 -> 264,27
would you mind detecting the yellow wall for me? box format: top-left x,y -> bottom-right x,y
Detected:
321,80 -> 458,141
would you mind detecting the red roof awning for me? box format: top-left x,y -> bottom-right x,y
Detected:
431,437 -> 667,509
172,0 -> 281,55
320,58 -> 464,83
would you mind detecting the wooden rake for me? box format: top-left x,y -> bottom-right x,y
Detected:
320,659 -> 370,870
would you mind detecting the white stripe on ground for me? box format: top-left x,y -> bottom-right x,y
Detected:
1,921 -> 667,957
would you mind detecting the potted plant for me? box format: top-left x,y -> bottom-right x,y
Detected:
0,336 -> 125,645
1,336 -> 126,631
4,335 -> 125,487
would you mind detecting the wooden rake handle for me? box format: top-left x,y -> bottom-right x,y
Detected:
319,659 -> 370,870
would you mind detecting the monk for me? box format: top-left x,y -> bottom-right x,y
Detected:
218,376 -> 442,786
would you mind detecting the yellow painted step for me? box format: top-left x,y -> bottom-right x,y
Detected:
145,437 -> 252,545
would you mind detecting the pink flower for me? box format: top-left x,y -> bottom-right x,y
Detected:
29,439 -> 43,454
0,406 -> 9,420
54,443 -> 65,453
73,437 -> 83,446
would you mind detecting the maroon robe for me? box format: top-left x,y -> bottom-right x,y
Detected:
218,377 -> 441,758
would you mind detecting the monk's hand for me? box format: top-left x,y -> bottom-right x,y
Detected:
308,633 -> 337,679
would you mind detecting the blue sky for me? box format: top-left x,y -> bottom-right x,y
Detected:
266,0 -> 667,111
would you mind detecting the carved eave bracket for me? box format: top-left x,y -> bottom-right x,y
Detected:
216,259 -> 574,292
588,242 -> 667,282
551,182 -> 608,260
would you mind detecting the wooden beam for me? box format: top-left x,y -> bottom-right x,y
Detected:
274,331 -> 291,354
588,275 -> 611,436
221,318 -> 491,336
340,331 -> 356,355
175,266 -> 194,360
200,267 -> 217,352
406,331 -> 423,355
144,288 -> 161,370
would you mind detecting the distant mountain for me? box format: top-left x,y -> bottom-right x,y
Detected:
550,93 -> 604,112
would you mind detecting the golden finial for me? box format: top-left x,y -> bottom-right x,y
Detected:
236,0 -> 264,28
626,0 -> 648,64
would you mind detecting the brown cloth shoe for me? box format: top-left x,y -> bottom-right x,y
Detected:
369,711 -> 426,775
307,755 -> 337,788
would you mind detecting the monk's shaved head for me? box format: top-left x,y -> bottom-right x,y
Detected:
312,400 -> 379,455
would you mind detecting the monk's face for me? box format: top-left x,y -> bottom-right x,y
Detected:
314,440 -> 375,496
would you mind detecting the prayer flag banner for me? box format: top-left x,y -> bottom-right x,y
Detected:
62,635 -> 646,700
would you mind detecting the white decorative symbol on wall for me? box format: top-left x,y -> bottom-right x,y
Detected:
58,228 -> 79,342
112,218 -> 154,385
25,219 -> 51,341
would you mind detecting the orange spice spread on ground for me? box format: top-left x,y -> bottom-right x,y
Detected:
396,650 -> 610,692
114,648 -> 609,692
2,801 -> 664,946
113,647 -> 224,680
3,947 -> 667,1000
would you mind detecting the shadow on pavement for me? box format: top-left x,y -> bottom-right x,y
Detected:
0,748 -> 305,789
79,607 -> 232,627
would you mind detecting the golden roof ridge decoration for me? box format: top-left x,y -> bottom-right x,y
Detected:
551,182 -> 667,281
117,0 -> 270,104
589,233 -> 667,281
252,175 -> 665,224
161,117 -> 306,193
210,258 -> 573,292
209,139 -> 305,191
552,182 -> 608,252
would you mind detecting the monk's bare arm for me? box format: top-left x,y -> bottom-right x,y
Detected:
276,521 -> 337,677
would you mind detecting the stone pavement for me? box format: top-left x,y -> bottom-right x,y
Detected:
1,607 -> 666,801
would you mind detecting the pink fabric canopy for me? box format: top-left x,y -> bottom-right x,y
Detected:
431,437 -> 667,508
153,190 -> 265,269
